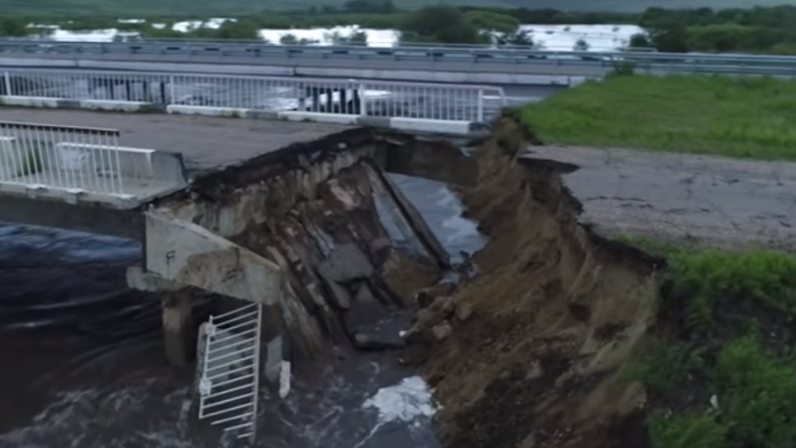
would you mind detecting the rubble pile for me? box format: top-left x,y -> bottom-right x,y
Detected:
234,161 -> 448,358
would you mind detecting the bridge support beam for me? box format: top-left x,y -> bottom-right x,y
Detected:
162,288 -> 195,367
127,265 -> 196,366
127,210 -> 293,369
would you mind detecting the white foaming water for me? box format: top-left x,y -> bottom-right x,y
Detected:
436,187 -> 483,251
352,376 -> 437,448
362,376 -> 436,426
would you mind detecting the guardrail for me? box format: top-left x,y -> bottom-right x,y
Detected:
4,39 -> 796,79
1,69 -> 506,123
0,38 -> 794,66
0,120 -> 188,204
0,121 -> 128,195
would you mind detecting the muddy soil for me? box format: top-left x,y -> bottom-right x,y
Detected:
409,117 -> 668,448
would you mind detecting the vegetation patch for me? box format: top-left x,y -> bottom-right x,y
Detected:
620,236 -> 796,448
521,75 -> 796,160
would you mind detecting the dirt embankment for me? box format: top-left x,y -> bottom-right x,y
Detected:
409,116 -> 666,448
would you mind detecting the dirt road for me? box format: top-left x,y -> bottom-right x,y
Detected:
527,145 -> 796,251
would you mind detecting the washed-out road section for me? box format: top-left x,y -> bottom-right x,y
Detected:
528,145 -> 796,250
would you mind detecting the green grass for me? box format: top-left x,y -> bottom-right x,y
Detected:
672,249 -> 796,331
521,74 -> 796,160
648,410 -> 725,448
616,235 -> 796,448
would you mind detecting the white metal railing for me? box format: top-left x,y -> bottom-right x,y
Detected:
198,302 -> 263,443
0,121 -> 165,199
0,69 -> 506,123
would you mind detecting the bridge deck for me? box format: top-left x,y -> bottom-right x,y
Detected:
0,108 -> 356,238
1,108 -> 352,171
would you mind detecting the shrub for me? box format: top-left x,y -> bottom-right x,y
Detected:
648,410 -> 726,448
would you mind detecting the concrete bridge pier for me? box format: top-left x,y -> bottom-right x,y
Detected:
127,266 -> 198,367
127,210 -> 287,368
162,288 -> 195,367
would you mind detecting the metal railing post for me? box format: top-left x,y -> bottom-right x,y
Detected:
2,71 -> 11,97
477,89 -> 484,122
168,75 -> 176,106
358,83 -> 367,116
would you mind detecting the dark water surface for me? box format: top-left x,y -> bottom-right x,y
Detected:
0,175 -> 483,448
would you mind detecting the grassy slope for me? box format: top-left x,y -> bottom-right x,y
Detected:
521,74 -> 796,160
7,0 -> 796,16
616,237 -> 796,448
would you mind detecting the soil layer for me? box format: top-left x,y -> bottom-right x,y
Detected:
412,116 -> 665,448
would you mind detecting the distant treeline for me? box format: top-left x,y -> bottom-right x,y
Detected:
4,2 -> 796,54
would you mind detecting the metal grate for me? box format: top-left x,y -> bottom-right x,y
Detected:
198,302 -> 263,442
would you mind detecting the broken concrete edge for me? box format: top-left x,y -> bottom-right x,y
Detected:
489,110 -> 670,274
151,127 -> 425,207
0,95 -> 483,136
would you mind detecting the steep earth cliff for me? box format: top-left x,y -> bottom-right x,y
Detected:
407,116 -> 666,448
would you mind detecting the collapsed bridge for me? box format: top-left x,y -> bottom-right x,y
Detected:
0,112 -> 479,443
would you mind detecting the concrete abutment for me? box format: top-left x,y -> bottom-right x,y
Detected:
162,288 -> 195,367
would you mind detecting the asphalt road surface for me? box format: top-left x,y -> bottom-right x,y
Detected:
528,146 -> 796,251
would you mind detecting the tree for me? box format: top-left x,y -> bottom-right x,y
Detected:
573,38 -> 590,51
647,23 -> 690,53
342,0 -> 394,14
629,33 -> 651,49
400,5 -> 484,45
325,30 -> 368,46
348,30 -> 368,45
497,30 -> 539,48
0,18 -> 29,37
280,33 -> 319,46
215,20 -> 261,40
464,11 -> 519,35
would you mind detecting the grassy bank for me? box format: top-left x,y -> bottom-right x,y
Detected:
521,75 -> 796,160
617,236 -> 796,448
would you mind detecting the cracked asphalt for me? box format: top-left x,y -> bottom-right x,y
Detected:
528,146 -> 796,251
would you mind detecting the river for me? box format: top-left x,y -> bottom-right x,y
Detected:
0,174 -> 484,448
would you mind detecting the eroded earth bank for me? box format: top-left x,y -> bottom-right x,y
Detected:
403,116 -> 663,448
402,113 -> 796,448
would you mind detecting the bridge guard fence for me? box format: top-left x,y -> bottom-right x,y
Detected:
1,69 -> 507,123
198,302 -> 263,443
0,120 -> 145,198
